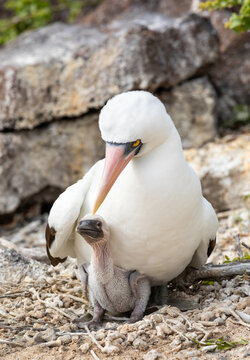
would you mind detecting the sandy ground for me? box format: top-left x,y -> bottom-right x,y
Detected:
0,207 -> 249,360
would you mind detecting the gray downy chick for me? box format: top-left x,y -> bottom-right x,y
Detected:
74,214 -> 151,329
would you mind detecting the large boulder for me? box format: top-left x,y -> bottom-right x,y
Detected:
160,77 -> 217,148
0,115 -> 104,215
185,134 -> 250,212
208,10 -> 250,123
82,0 -> 193,25
0,13 -> 218,130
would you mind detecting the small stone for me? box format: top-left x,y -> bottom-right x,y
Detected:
151,314 -> 163,323
200,311 -> 215,322
144,349 -> 166,360
133,338 -> 149,351
170,338 -> 181,348
237,298 -> 250,310
103,340 -> 120,354
127,331 -> 138,343
45,339 -> 61,347
79,343 -> 91,354
106,331 -> 122,341
156,324 -> 173,338
60,335 -> 72,345
95,329 -> 105,340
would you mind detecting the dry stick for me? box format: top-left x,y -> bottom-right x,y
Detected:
242,241 -> 250,251
235,234 -> 243,259
62,293 -> 88,305
184,262 -> 250,283
171,308 -> 192,329
30,289 -> 73,320
228,308 -> 250,330
90,349 -> 100,360
84,325 -> 104,352
0,338 -> 23,347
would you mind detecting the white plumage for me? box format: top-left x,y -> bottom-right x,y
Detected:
47,91 -> 218,284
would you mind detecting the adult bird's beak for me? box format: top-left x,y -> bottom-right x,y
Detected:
93,142 -> 140,214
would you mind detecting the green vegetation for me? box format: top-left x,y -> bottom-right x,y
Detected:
221,104 -> 250,129
223,252 -> 250,263
201,280 -> 215,285
200,0 -> 250,33
0,0 -> 100,45
192,337 -> 248,351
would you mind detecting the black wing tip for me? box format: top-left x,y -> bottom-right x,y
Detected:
207,237 -> 216,258
45,223 -> 67,266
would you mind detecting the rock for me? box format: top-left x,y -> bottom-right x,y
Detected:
144,349 -> 166,360
0,114 -> 103,215
208,10 -> 250,123
0,14 -> 218,130
159,77 -> 217,148
133,338 -> 149,351
83,0 -> 193,25
79,343 -> 91,354
185,134 -> 250,211
0,248 -> 49,283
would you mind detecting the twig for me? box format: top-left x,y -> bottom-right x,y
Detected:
84,325 -> 104,352
170,308 -> 192,329
61,293 -> 88,305
242,242 -> 250,251
235,234 -> 243,259
0,338 -> 23,347
91,349 -> 100,360
0,292 -> 28,299
56,331 -> 88,336
165,323 -> 190,342
184,262 -> 250,283
228,308 -> 250,330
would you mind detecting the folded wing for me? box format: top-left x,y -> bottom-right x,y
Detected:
46,162 -> 100,265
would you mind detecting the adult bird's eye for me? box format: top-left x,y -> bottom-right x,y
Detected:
133,139 -> 141,147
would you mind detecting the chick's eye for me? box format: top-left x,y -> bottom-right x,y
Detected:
133,139 -> 140,147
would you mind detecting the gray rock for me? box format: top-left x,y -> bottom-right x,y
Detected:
159,77 -> 217,148
208,10 -> 250,123
0,248 -> 49,283
83,0 -> 193,25
0,114 -> 104,215
185,134 -> 250,211
0,13 -> 218,130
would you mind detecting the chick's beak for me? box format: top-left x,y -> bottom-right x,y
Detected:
93,143 -> 135,214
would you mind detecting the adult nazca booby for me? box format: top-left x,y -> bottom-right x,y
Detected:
46,91 -> 218,284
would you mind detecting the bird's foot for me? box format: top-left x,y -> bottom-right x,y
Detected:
127,313 -> 144,324
73,317 -> 103,330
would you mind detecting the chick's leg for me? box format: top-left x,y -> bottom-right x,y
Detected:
78,264 -> 88,298
74,298 -> 105,329
128,272 -> 151,323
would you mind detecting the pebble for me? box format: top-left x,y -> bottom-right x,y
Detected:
237,297 -> 250,310
143,349 -> 166,360
95,329 -> 105,340
151,314 -> 163,323
156,324 -> 173,338
103,340 -> 120,354
59,335 -> 72,344
127,331 -> 138,343
133,338 -> 149,351
236,310 -> 250,323
199,310 -> 215,322
79,343 -> 91,353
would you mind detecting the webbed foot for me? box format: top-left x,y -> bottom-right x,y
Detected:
127,314 -> 143,324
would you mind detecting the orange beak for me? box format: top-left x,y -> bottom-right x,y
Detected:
93,143 -> 136,214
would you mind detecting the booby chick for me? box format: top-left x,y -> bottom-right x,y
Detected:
46,91 -> 218,290
74,214 -> 151,328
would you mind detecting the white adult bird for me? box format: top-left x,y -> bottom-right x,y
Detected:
46,91 -> 218,286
